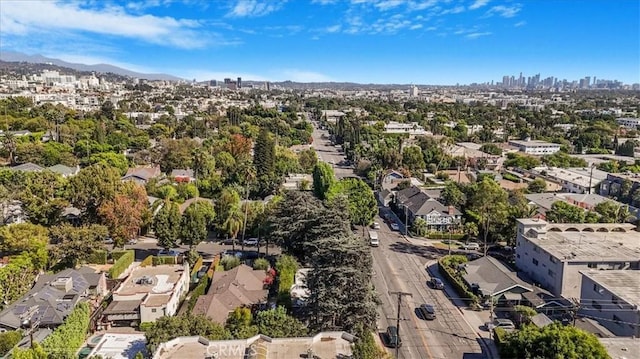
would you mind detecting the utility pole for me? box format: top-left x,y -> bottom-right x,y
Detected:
389,291 -> 412,359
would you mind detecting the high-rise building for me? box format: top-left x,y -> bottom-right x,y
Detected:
409,85 -> 419,97
237,77 -> 242,89
502,75 -> 510,87
585,76 -> 591,88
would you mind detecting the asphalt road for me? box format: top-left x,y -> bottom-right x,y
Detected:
310,119 -> 357,179
370,210 -> 485,359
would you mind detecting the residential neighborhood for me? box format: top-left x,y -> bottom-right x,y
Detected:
0,61 -> 638,359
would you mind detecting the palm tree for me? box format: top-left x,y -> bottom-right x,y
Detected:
1,132 -> 16,165
223,206 -> 244,252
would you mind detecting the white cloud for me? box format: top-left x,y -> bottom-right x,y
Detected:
312,0 -> 339,4
486,4 -> 521,18
0,1 -> 208,49
440,5 -> 465,14
468,0 -> 489,10
408,0 -> 440,11
410,24 -> 423,30
465,31 -> 491,39
514,20 -> 526,27
279,69 -> 333,82
326,25 -> 342,33
228,0 -> 286,17
375,0 -> 405,11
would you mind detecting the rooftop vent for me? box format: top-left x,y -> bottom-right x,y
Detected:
51,277 -> 73,292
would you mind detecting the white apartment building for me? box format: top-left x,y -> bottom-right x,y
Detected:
580,270 -> 640,337
616,117 -> 640,129
515,219 -> 640,299
530,166 -> 608,194
374,121 -> 429,135
509,139 -> 561,155
104,263 -> 190,325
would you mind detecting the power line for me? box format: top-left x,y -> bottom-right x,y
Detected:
389,291 -> 413,359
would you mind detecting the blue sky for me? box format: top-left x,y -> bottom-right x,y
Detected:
1,0 -> 638,84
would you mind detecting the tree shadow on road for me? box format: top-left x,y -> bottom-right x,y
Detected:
387,241 -> 450,260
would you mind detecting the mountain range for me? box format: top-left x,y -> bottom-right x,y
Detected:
0,51 -> 183,81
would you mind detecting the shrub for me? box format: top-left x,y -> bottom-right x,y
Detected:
139,322 -> 154,332
494,327 -> 508,347
187,276 -> 210,313
152,256 -> 177,266
438,256 -> 478,305
12,302 -> 91,359
140,255 -> 153,268
87,250 -> 107,265
275,255 -> 298,307
502,173 -> 520,183
253,258 -> 270,271
108,250 -> 134,279
190,256 -> 204,278
426,232 -> 466,240
0,330 -> 22,357
111,250 -> 133,261
220,256 -> 241,271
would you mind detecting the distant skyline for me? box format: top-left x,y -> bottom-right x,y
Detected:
0,0 -> 638,85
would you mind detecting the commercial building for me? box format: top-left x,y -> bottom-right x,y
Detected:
580,271 -> 640,337
508,139 -> 561,155
152,332 -> 355,359
616,117 -> 640,129
515,219 -> 640,298
530,166 -> 607,194
103,263 -> 190,326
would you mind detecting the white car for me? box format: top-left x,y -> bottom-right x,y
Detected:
463,242 -> 481,251
485,319 -> 516,331
242,238 -> 259,246
370,222 -> 381,229
389,222 -> 400,231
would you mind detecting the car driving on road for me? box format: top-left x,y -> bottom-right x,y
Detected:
428,277 -> 445,290
417,304 -> 436,320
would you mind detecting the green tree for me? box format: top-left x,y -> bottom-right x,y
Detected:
20,171 -> 68,226
352,325 -> 389,359
411,217 -> 428,237
594,201 -> 631,223
479,143 -> 502,156
500,323 -> 610,359
180,200 -> 215,248
145,315 -> 231,354
88,152 -> 129,175
441,181 -> 465,208
527,178 -> 547,193
225,307 -> 258,339
254,306 -> 308,338
67,164 -> 121,222
0,223 -> 48,270
254,128 -> 276,179
467,178 -> 508,254
504,152 -> 541,170
153,200 -> 182,250
99,181 -> 148,247
253,258 -> 270,270
298,148 -> 318,173
327,178 -> 377,234
222,206 -> 244,250
312,162 -> 335,200
401,145 -> 426,173
220,255 -> 241,271
0,330 -> 22,357
49,224 -> 109,268
545,201 -> 586,223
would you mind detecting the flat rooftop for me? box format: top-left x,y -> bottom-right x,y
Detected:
509,139 -> 560,147
599,337 -> 640,359
117,265 -> 185,296
532,166 -> 607,187
527,231 -> 640,262
88,333 -> 147,359
581,270 -> 640,308
143,294 -> 171,307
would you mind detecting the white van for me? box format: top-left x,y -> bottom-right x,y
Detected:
369,231 -> 379,247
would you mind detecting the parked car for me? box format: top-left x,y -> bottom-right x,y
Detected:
158,249 -> 180,256
417,304 -> 436,320
242,238 -> 259,246
221,238 -> 237,245
428,277 -> 445,290
385,326 -> 402,348
126,239 -> 137,245
104,237 -> 114,244
222,250 -> 243,258
370,222 -> 381,230
462,242 -> 481,251
485,318 -> 516,331
389,222 -> 400,231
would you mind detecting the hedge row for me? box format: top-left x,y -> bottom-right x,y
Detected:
190,256 -> 204,278
87,250 -> 107,265
111,250 -> 132,261
12,302 -> 91,359
152,256 -> 177,266
427,233 -> 466,240
108,250 -> 134,279
0,330 -> 22,357
494,327 -> 508,347
140,255 -> 153,268
186,275 -> 211,313
438,256 -> 478,305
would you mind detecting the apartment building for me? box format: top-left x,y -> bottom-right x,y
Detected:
515,219 -> 640,298
103,263 -> 190,325
616,117 -> 640,129
530,166 -> 607,194
508,139 -> 561,155
580,270 -> 640,337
